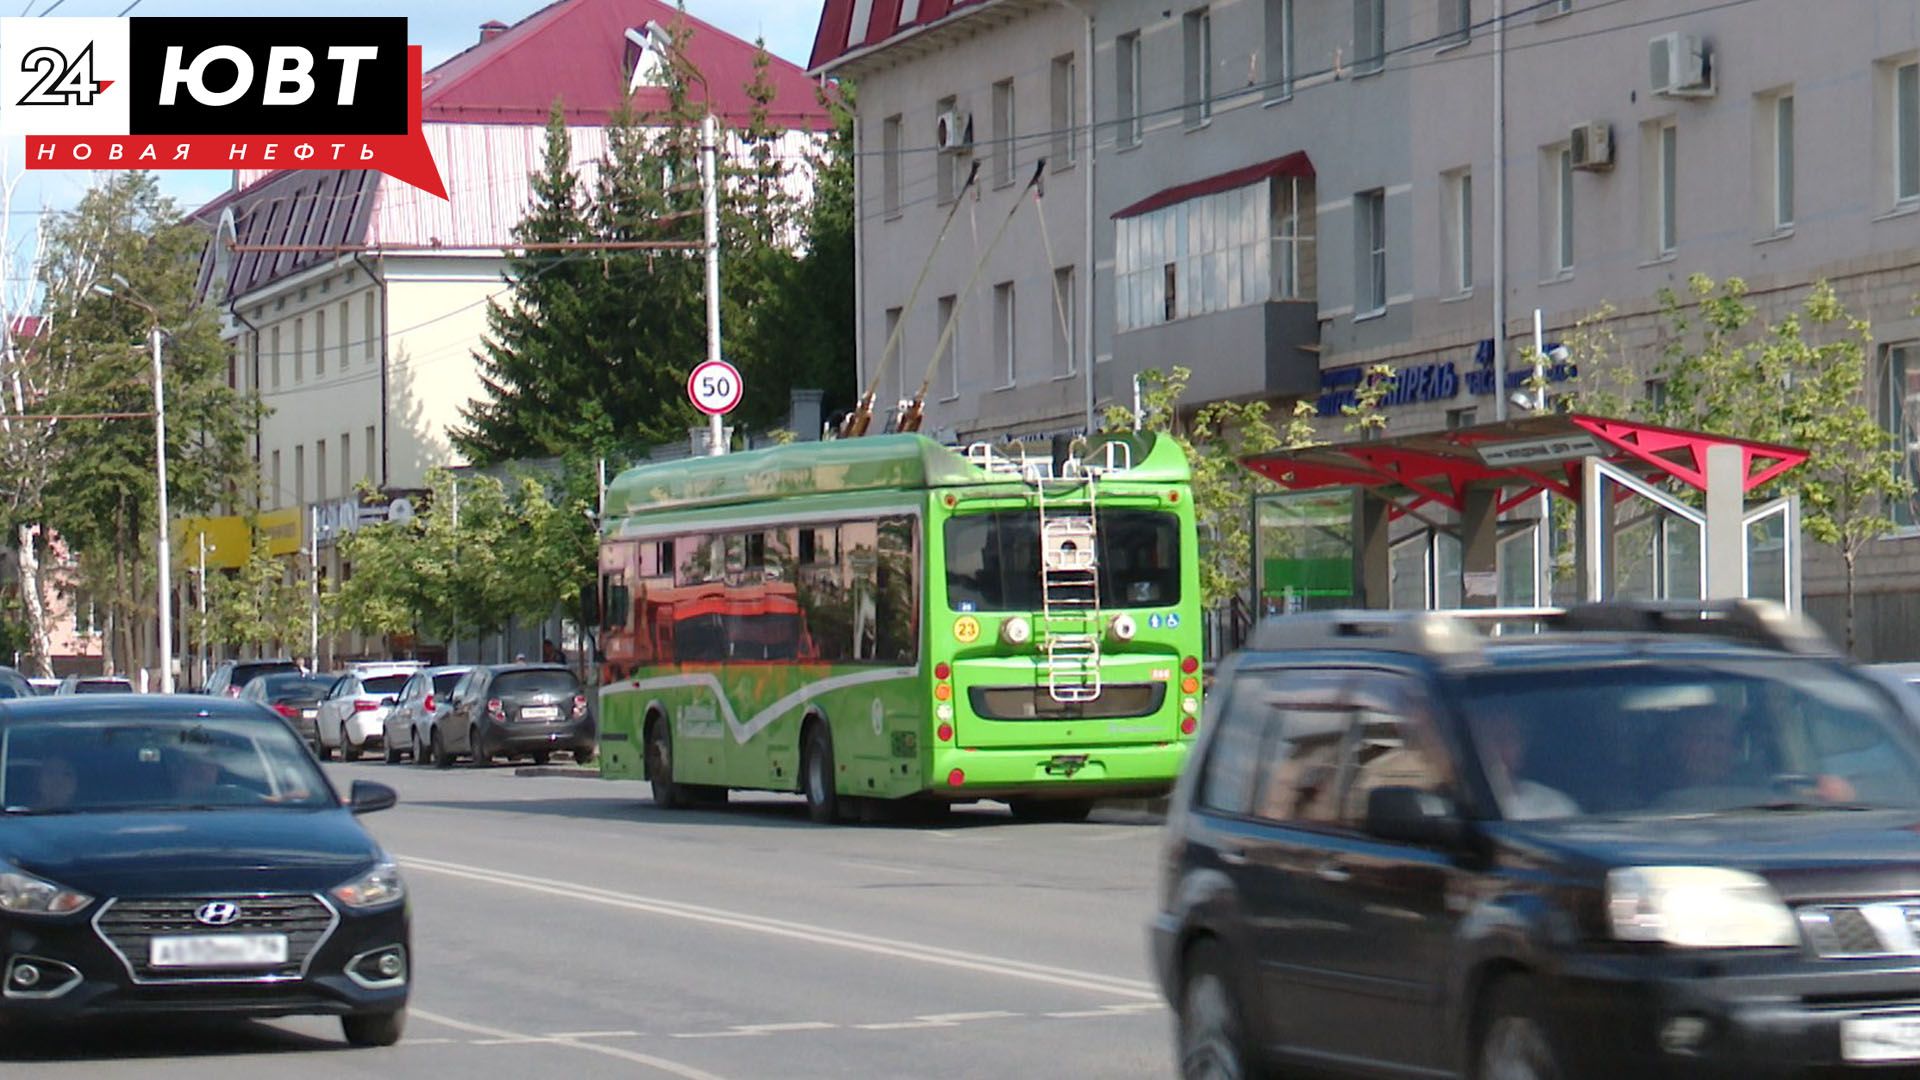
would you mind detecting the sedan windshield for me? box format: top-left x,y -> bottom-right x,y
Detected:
1461,661 -> 1920,821
1,716 -> 333,813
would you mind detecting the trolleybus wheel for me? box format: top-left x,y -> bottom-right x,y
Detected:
802,723 -> 839,825
646,716 -> 688,809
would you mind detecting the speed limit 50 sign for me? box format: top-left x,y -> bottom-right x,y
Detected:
688,359 -> 743,416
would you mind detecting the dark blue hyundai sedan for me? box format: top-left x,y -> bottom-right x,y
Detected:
0,696 -> 409,1046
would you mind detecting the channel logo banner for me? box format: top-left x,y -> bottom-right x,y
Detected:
0,17 -> 447,199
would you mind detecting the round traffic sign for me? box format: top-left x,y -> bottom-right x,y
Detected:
688,360 -> 744,416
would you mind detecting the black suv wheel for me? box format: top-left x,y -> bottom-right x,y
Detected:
1178,940 -> 1257,1080
1475,976 -> 1562,1080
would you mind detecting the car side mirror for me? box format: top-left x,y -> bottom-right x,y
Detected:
348,780 -> 398,815
1364,786 -> 1463,848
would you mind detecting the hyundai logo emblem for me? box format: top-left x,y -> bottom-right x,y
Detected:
194,901 -> 242,927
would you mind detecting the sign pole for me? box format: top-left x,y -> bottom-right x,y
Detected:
702,112 -> 724,457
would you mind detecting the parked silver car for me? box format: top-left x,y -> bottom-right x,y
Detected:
313,665 -> 417,761
383,665 -> 472,764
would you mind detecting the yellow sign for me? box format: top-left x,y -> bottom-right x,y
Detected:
953,615 -> 981,644
172,508 -> 303,570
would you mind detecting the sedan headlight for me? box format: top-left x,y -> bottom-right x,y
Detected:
331,861 -> 406,910
0,867 -> 92,916
1607,866 -> 1797,948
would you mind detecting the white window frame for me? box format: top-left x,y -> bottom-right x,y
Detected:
993,282 -> 1017,388
1184,8 -> 1213,126
1266,0 -> 1294,101
1542,145 -> 1573,277
1897,61 -> 1920,205
992,79 -> 1016,187
1115,178 -> 1296,332
1117,33 -> 1143,147
315,309 -> 326,376
1358,189 -> 1387,316
1444,169 -> 1473,295
1051,55 -> 1076,170
1441,0 -> 1470,46
1275,175 -> 1315,302
1053,266 -> 1077,376
1659,122 -> 1678,255
1354,0 -> 1385,76
1883,342 -> 1920,528
937,294 -> 960,401
882,114 -> 903,216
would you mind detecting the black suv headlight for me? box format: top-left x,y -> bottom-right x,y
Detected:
1607,866 -> 1797,948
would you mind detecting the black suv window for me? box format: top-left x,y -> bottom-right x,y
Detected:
1200,668 -> 1352,824
1340,672 -> 1454,825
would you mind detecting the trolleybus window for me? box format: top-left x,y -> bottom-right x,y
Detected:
944,510 -> 1181,612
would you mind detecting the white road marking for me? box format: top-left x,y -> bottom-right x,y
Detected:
672,1021 -> 838,1040
833,859 -> 921,877
413,1009 -> 728,1080
1045,1004 -> 1164,1019
548,1030 -> 643,1039
918,1011 -> 1021,1023
399,854 -> 1159,1001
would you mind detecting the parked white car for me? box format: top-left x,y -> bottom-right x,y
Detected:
313,665 -> 419,761
382,665 -> 473,764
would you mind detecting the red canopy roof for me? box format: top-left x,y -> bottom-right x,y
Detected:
1112,152 -> 1314,220
1242,414 -> 1808,519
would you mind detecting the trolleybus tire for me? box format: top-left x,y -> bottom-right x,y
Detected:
802,723 -> 840,824
1009,797 -> 1095,823
646,716 -> 688,809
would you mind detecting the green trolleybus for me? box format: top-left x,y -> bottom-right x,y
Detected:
589,432 -> 1203,822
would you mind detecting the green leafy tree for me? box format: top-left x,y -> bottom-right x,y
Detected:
33,173 -> 254,674
1101,366 -> 1393,609
199,531 -> 309,656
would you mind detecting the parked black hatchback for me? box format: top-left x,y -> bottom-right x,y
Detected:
1154,601 -> 1920,1079
0,696 -> 409,1045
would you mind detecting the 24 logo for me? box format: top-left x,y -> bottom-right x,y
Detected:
16,43 -> 110,106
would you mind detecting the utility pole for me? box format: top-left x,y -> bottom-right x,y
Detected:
308,510 -> 318,673
1492,0 -> 1510,422
151,324 -> 173,693
197,531 -> 207,690
702,112 -> 725,457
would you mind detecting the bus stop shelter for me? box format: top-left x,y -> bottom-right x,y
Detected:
1240,413 -> 1808,615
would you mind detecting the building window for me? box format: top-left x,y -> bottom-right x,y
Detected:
937,294 -> 960,399
1117,32 -> 1142,147
1444,169 -> 1472,294
1442,0 -> 1470,45
337,301 -> 348,371
271,450 -> 282,508
1274,175 -> 1317,301
1050,54 -> 1076,170
1541,145 -> 1572,276
992,79 -> 1016,187
1053,266 -> 1077,376
935,94 -> 963,204
882,306 -> 904,403
1116,177 -> 1313,332
293,317 -> 304,383
365,425 -> 375,482
1897,61 -> 1919,205
1184,8 -> 1212,126
340,432 -> 351,495
1542,0 -> 1572,15
882,114 -> 903,216
1265,0 -> 1294,100
1447,406 -> 1477,429
1354,0 -> 1385,75
316,439 -> 328,501
1659,122 -> 1677,254
993,282 -> 1016,387
847,0 -> 874,48
246,331 -> 258,393
363,290 -> 376,363
315,311 -> 326,376
1358,189 -> 1387,315
1757,91 -> 1795,232
294,444 -> 306,506
270,326 -> 282,389
1885,344 -> 1920,527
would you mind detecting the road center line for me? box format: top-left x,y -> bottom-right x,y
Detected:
398,853 -> 1159,1001
412,1008 -> 728,1080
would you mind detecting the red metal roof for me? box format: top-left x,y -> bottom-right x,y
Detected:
809,0 -> 995,73
428,0 -> 832,130
1112,153 -> 1315,220
1242,414 -> 1808,519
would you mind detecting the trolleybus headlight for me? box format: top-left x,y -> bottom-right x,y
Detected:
1001,617 -> 1032,646
1108,614 -> 1137,642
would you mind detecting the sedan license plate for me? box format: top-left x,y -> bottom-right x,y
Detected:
149,934 -> 288,969
1843,1015 -> 1920,1062
521,705 -> 559,720
301,710 -> 316,719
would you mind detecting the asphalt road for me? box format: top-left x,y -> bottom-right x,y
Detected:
9,763 -> 1176,1079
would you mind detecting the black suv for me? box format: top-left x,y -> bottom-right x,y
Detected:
1154,602 -> 1920,1079
206,658 -> 301,698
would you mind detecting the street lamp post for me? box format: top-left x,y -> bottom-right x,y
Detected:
93,277 -> 173,694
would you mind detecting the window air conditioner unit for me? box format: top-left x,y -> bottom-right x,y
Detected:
935,110 -> 972,152
1569,121 -> 1614,171
1649,32 -> 1713,97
